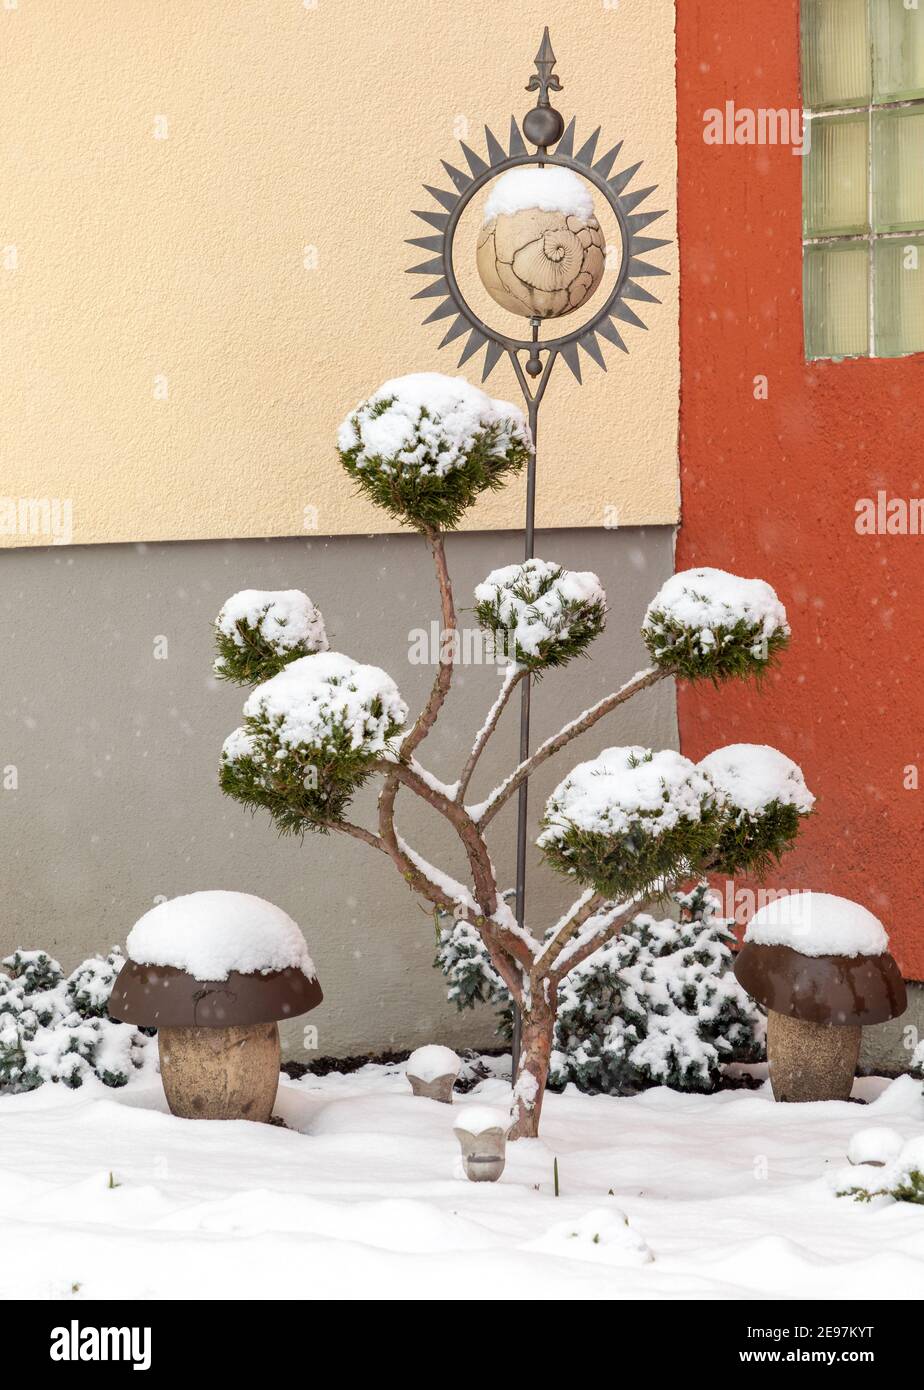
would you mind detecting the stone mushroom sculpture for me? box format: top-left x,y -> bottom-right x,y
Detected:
109,890 -> 321,1122
734,891 -> 906,1103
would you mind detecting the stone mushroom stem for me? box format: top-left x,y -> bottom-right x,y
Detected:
767,1010 -> 861,1103
158,1022 -> 281,1121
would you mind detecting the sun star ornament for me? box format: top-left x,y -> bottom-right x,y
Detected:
476,167 -> 606,319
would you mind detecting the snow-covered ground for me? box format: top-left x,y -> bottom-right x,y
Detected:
2,1061 -> 923,1301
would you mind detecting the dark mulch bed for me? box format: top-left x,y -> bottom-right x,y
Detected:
282,1051 -> 904,1102
282,1047 -> 510,1093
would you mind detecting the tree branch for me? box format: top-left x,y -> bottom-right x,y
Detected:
471,665 -> 666,827
533,888 -> 606,972
399,528 -> 456,761
456,663 -> 525,802
334,821 -> 387,855
548,897 -> 644,984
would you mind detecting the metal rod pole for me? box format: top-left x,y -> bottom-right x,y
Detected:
511,323 -> 541,1081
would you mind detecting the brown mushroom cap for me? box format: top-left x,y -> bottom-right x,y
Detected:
109,960 -> 322,1028
734,942 -> 906,1026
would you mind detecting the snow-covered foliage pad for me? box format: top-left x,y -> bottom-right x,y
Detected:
406,1044 -> 460,1083
745,890 -> 889,958
127,891 -> 316,983
642,567 -> 790,682
438,885 -> 763,1094
0,949 -> 153,1093
473,558 -> 606,671
699,743 -> 815,877
221,652 -> 407,829
835,1128 -> 924,1205
214,589 -> 328,685
538,747 -> 716,897
483,167 -> 595,222
1,1065 -> 921,1298
337,373 -> 531,530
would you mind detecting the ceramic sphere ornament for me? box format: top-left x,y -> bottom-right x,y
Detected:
476,167 -> 606,320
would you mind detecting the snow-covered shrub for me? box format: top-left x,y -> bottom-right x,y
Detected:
214,589 -> 328,685
700,743 -> 815,877
538,748 -> 718,898
337,373 -> 531,530
220,651 -> 408,831
0,948 -> 151,1093
642,567 -> 790,682
473,559 -> 606,672
837,1134 -> 924,1206
436,884 -> 763,1094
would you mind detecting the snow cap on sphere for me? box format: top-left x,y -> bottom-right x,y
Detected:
483,167 -> 595,223
127,890 -> 316,983
744,891 -> 889,957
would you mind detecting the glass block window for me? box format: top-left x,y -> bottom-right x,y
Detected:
802,0 -> 924,359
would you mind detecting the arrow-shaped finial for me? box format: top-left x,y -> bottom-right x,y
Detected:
526,27 -> 563,104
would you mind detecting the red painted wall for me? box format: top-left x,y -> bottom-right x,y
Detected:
676,1 -> 924,977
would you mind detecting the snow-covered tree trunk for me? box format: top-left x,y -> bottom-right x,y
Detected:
511,984 -> 557,1139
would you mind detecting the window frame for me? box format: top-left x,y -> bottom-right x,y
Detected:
801,0 -> 924,361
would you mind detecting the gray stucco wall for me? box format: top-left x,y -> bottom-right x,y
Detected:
0,526 -> 678,1061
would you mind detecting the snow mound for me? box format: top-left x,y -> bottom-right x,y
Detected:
243,652 -> 407,755
127,891 -> 316,983
474,557 -> 606,666
539,747 -> 712,845
452,1104 -> 512,1135
643,567 -> 789,673
215,590 -> 327,655
745,891 -> 889,957
484,167 -> 595,223
847,1127 -> 904,1167
337,373 -> 529,478
530,1208 -> 653,1266
699,744 -> 815,816
406,1045 -> 461,1082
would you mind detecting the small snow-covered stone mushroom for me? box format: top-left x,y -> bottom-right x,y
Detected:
109,891 -> 322,1122
734,891 -> 906,1103
406,1044 -> 461,1103
453,1105 -> 512,1182
847,1127 -> 904,1168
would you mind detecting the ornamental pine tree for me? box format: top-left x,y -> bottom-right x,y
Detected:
216,371 -> 814,1139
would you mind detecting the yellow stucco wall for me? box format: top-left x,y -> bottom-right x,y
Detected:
0,0 -> 678,548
